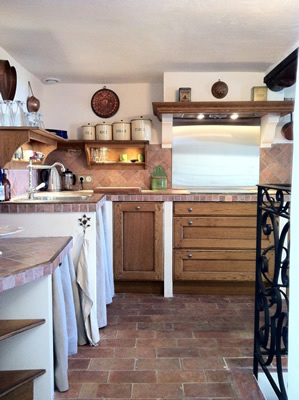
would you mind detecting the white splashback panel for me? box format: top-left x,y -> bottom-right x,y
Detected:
172,125 -> 260,188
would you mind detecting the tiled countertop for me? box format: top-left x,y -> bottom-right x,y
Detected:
0,188 -> 259,215
0,236 -> 73,292
106,189 -> 258,202
0,193 -> 105,213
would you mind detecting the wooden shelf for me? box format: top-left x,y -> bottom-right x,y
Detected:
0,127 -> 67,168
0,319 -> 45,342
152,101 -> 294,121
0,369 -> 46,398
58,140 -> 149,169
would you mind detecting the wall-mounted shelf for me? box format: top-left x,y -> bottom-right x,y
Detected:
152,101 -> 294,122
0,127 -> 67,169
58,140 -> 149,170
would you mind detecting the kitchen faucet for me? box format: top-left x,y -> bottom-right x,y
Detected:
27,159 -> 66,199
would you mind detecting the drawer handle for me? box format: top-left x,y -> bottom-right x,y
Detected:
136,206 -> 141,210
188,221 -> 193,225
188,207 -> 193,212
188,253 -> 193,258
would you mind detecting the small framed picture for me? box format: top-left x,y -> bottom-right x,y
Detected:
251,86 -> 268,101
179,87 -> 191,102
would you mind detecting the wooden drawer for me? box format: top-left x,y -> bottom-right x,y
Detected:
174,249 -> 256,281
173,216 -> 259,249
173,202 -> 257,216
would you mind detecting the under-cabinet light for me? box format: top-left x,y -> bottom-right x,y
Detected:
230,113 -> 239,120
197,113 -> 205,119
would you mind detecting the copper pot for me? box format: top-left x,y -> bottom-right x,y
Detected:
282,114 -> 293,141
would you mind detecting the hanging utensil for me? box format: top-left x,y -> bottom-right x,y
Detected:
27,81 -> 40,112
281,113 -> 293,141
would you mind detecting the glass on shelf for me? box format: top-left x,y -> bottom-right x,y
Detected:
1,100 -> 14,126
13,101 -> 27,126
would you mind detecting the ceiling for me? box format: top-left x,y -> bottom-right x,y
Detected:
1,0 -> 299,84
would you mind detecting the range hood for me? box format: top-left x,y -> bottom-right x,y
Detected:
152,100 -> 294,148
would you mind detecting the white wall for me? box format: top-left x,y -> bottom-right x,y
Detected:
163,71 -> 294,144
42,82 -> 163,143
164,71 -> 276,101
1,46 -> 163,144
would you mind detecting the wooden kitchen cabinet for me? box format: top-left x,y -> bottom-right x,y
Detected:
113,202 -> 163,281
173,202 -> 273,282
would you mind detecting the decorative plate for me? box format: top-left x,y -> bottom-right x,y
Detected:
91,87 -> 120,118
211,80 -> 229,99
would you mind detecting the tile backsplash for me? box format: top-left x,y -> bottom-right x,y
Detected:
259,143 -> 293,184
6,143 -> 292,196
45,144 -> 172,191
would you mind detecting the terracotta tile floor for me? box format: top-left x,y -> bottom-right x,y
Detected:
54,293 -> 265,399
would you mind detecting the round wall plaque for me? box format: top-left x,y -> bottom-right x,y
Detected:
211,80 -> 229,99
91,87 -> 120,118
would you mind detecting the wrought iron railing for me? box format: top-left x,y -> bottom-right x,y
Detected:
254,184 -> 291,400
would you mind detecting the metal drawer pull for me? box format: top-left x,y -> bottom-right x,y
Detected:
188,253 -> 193,258
136,206 -> 141,210
188,221 -> 193,225
188,207 -> 193,212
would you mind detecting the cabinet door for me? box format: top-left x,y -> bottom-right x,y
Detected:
113,202 -> 163,280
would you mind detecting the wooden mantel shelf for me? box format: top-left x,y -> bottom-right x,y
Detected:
0,127 -> 67,168
152,101 -> 294,121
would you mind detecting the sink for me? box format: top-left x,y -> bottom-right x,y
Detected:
11,191 -> 93,203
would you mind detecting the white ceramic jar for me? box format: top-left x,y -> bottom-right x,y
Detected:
131,116 -> 152,141
95,122 -> 112,140
112,120 -> 131,140
82,123 -> 95,140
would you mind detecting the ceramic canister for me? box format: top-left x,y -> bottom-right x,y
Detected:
95,122 -> 112,140
82,123 -> 95,140
112,120 -> 131,140
131,116 -> 152,141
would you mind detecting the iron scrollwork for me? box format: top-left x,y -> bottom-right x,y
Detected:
254,184 -> 291,400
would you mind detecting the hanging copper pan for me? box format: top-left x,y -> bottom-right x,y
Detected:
27,81 -> 40,112
281,113 -> 293,141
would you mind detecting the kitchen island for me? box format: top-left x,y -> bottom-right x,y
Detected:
0,192 -> 114,331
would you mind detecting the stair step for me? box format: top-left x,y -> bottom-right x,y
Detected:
0,369 -> 46,398
0,320 -> 45,341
